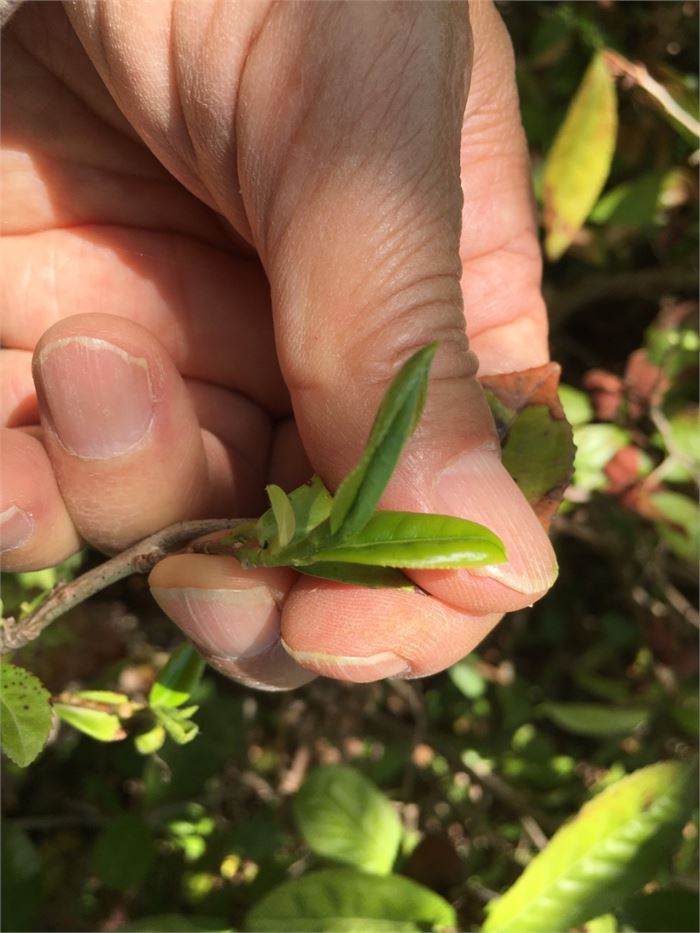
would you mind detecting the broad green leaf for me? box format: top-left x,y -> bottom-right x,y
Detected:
501,406 -> 574,507
329,344 -> 437,539
310,511 -> 505,569
119,916 -> 233,933
135,724 -> 166,755
246,868 -> 456,932
448,657 -> 486,700
482,761 -> 694,933
296,562 -> 413,589
156,707 -> 199,745
293,766 -> 402,875
74,690 -> 129,706
649,491 -> 700,565
266,484 -> 296,548
0,663 -> 52,767
665,407 -> 700,468
149,642 -> 205,709
621,889 -> 700,933
543,53 -> 618,260
255,475 -> 333,548
54,704 -> 124,742
93,814 -> 156,891
540,702 -> 648,737
558,384 -> 593,426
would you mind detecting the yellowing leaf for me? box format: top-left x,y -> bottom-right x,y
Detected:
543,53 -> 618,260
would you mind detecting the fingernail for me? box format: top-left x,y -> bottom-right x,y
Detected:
434,446 -> 557,596
280,641 -> 409,683
151,585 -> 281,660
0,505 -> 34,552
36,337 -> 154,459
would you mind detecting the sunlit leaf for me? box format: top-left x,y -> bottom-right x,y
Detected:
648,491 -> 700,565
54,704 -> 124,742
543,53 -> 618,259
246,868 -> 456,932
310,511 -> 505,569
330,344 -> 437,538
255,475 -> 333,548
149,643 -> 205,710
572,424 -> 630,491
540,702 -> 648,737
135,724 -> 166,755
482,761 -> 694,932
156,707 -> 199,745
293,766 -> 402,876
558,384 -> 593,427
74,690 -> 129,706
448,657 -> 486,700
0,663 -> 52,767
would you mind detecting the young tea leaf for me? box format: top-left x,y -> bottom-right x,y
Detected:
293,766 -> 402,876
0,663 -> 52,767
149,643 -> 205,710
135,724 -> 166,755
310,511 -> 506,569
74,690 -> 129,706
482,761 -> 694,933
255,475 -> 333,549
156,707 -> 199,745
329,344 -> 437,539
265,484 -> 296,549
54,704 -> 124,742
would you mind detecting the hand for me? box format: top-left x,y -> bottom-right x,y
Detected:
1,0 -> 556,690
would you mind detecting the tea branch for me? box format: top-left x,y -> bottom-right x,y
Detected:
0,518 -> 247,654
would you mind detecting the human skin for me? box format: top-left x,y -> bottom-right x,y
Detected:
1,0 -> 556,690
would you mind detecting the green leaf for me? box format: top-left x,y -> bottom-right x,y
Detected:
254,475 -> 333,548
573,424 -> 630,491
558,384 -> 593,427
246,868 -> 456,932
149,643 -> 205,709
1,823 -> 42,931
54,704 -> 124,742
310,511 -> 505,569
0,663 -> 52,767
156,707 -> 199,745
293,766 -> 402,875
93,814 -> 156,891
589,171 -> 665,228
482,761 -> 694,933
649,491 -> 700,565
501,406 -> 575,507
265,484 -> 296,548
329,344 -> 437,539
621,889 -> 700,933
296,563 -> 414,589
135,724 -> 166,755
543,53 -> 618,259
74,690 -> 129,705
540,702 -> 648,737
448,657 -> 486,700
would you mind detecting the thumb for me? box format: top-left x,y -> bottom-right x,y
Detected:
238,3 -> 556,613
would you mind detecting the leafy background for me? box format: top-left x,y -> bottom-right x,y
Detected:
1,3 -> 698,932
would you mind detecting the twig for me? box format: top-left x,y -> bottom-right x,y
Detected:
0,518 -> 249,653
603,49 -> 700,141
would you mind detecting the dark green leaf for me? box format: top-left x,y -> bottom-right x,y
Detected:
1,823 -> 41,931
329,344 -> 437,539
293,766 -> 402,875
93,814 -> 156,891
310,511 -> 505,569
543,53 -> 618,259
119,916 -> 233,933
589,172 -> 665,228
54,704 -> 124,742
0,663 -> 52,767
540,702 -> 648,737
149,642 -> 205,709
295,562 -> 413,589
501,406 -> 575,507
246,868 -> 456,932
482,761 -> 694,932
